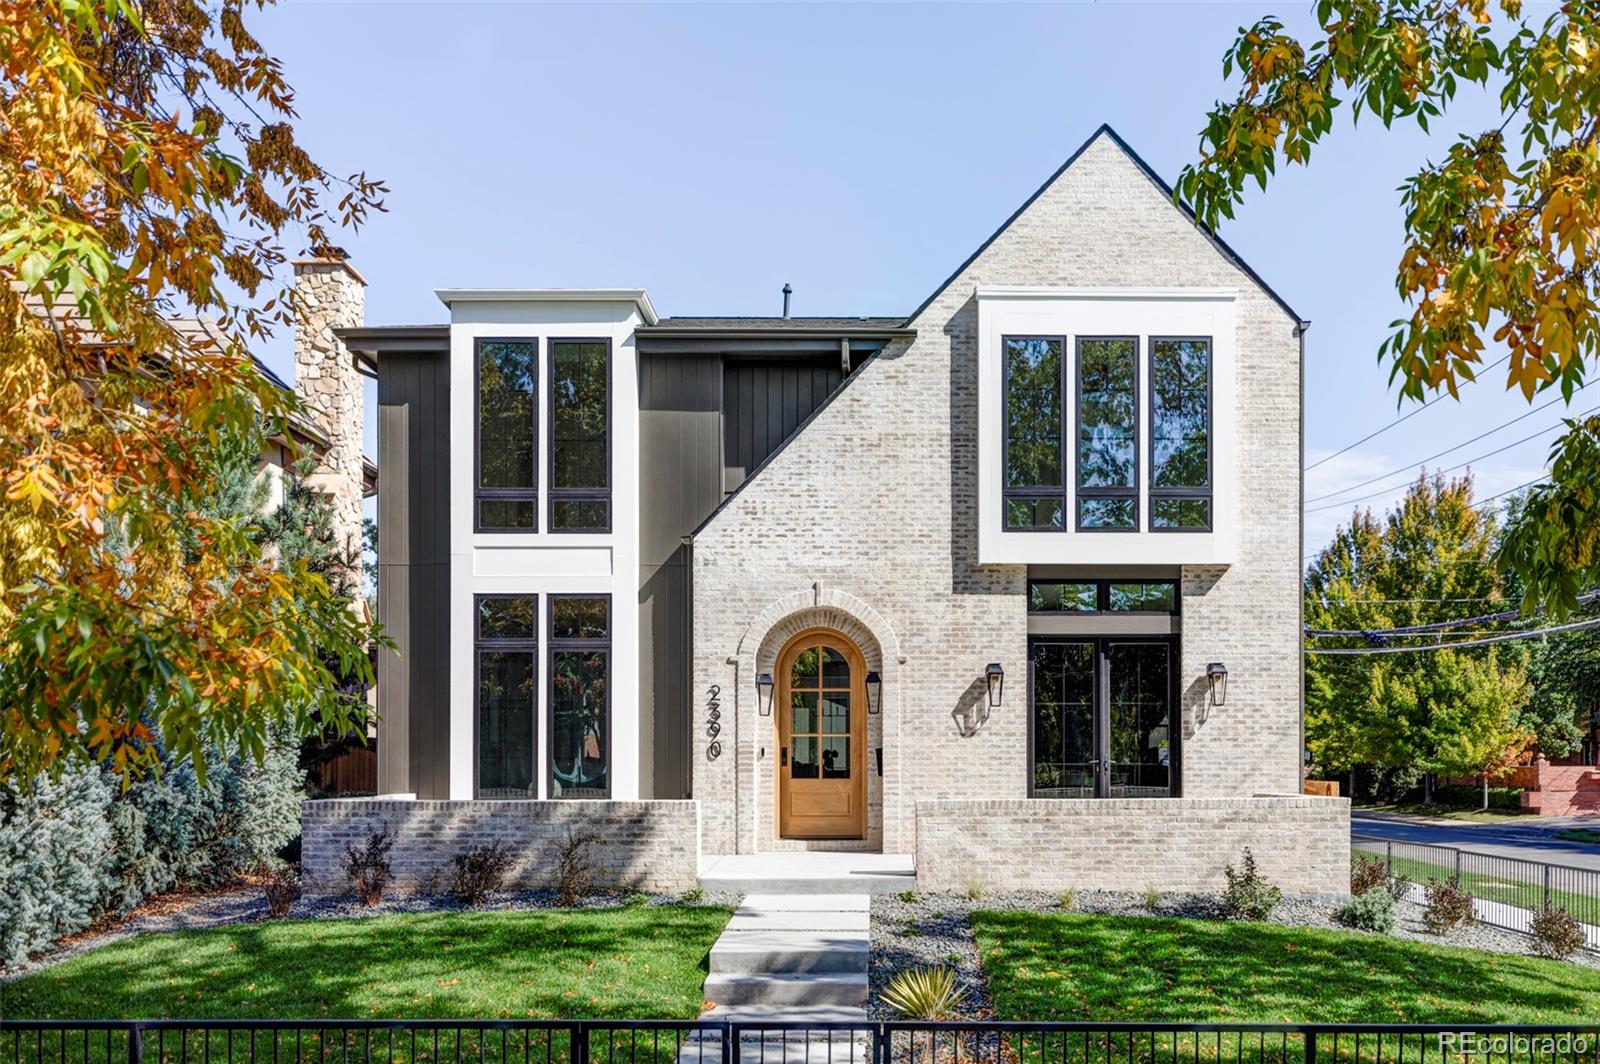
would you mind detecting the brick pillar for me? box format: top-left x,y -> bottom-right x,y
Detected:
291,249 -> 367,568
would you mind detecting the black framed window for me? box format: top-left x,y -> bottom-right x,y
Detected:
1028,579 -> 1178,614
1150,337 -> 1211,531
549,595 -> 610,799
475,595 -> 538,799
476,339 -> 538,531
549,339 -> 611,532
1076,337 -> 1138,530
1003,336 -> 1066,530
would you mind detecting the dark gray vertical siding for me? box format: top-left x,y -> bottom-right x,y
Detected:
721,359 -> 842,492
638,354 -> 723,798
376,347 -> 452,799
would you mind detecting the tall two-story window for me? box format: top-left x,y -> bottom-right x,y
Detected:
1076,337 -> 1138,530
549,595 -> 610,798
549,339 -> 611,532
1003,336 -> 1065,529
476,595 -> 538,798
1150,338 -> 1211,530
476,339 -> 538,530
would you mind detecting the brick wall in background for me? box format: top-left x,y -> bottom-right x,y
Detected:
300,798 -> 700,894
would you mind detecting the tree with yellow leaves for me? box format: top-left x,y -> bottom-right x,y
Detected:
1180,0 -> 1600,615
0,0 -> 386,784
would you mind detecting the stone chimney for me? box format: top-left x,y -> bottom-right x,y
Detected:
291,248 -> 367,567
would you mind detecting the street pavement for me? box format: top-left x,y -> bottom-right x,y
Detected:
1351,811 -> 1600,871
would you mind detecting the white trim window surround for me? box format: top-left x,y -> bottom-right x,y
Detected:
977,287 -> 1237,566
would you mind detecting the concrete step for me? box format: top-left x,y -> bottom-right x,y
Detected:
710,930 -> 870,974
726,909 -> 871,932
738,893 -> 870,911
696,1004 -> 872,1027
701,872 -> 912,894
697,853 -> 915,896
702,971 -> 869,1007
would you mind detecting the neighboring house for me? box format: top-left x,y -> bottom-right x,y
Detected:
305,125 -> 1349,894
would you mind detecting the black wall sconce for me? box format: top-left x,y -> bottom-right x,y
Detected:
985,663 -> 1004,708
866,670 -> 882,714
756,672 -> 775,716
1206,662 -> 1228,707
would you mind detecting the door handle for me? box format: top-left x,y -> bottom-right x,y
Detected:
781,746 -> 788,767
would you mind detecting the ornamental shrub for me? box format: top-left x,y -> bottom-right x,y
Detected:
1422,877 -> 1476,935
1350,855 -> 1389,897
1529,905 -> 1585,960
1336,887 -> 1397,933
1223,847 -> 1282,920
0,767 -> 115,966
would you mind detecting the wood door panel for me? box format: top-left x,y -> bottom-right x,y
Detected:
777,628 -> 867,840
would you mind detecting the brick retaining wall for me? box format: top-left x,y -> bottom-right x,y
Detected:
914,796 -> 1349,895
301,798 -> 700,894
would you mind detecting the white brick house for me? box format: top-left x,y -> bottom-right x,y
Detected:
307,125 -> 1349,895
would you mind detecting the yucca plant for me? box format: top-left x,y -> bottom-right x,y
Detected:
881,965 -> 968,1020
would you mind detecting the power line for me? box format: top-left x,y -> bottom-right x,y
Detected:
1305,353 -> 1511,472
1305,616 -> 1600,654
1304,591 -> 1599,637
1304,385 -> 1589,505
1304,407 -> 1597,514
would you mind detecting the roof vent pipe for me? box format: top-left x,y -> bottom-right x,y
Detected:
782,283 -> 792,319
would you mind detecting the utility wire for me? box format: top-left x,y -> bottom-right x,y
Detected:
1304,353 -> 1511,472
1304,407 -> 1598,514
1305,616 -> 1600,654
1304,591 -> 1599,637
1304,385 -> 1589,505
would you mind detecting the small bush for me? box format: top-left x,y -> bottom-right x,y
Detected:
1142,884 -> 1161,911
898,889 -> 919,903
1223,848 -> 1282,921
342,828 -> 394,906
1057,889 -> 1076,910
551,827 -> 603,907
964,880 -> 984,901
263,867 -> 301,918
1421,877 -> 1475,935
1336,888 -> 1396,932
449,841 -> 513,906
1529,905 -> 1585,960
0,768 -> 115,966
681,888 -> 705,903
881,965 -> 968,1020
1385,870 -> 1415,903
1350,856 -> 1389,897
623,892 -> 649,908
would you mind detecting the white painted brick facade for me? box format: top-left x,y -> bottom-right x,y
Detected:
915,797 -> 1348,894
692,132 -> 1315,861
301,799 -> 699,894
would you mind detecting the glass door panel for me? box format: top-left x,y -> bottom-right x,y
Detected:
1107,642 -> 1172,798
1031,641 -> 1096,798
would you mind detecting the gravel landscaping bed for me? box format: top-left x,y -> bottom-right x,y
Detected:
869,889 -> 1599,1020
2,886 -> 737,983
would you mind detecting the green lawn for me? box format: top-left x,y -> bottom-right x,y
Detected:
1359,803 -> 1529,824
971,911 -> 1600,1023
0,905 -> 731,1020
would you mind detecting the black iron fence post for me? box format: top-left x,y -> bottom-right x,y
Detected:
1303,1028 -> 1317,1064
719,1024 -> 733,1064
1544,864 -> 1552,911
129,1025 -> 143,1064
1385,841 -> 1392,875
571,1023 -> 588,1064
1454,847 -> 1462,883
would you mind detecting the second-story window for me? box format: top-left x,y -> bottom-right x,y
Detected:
549,339 -> 611,532
1150,337 -> 1211,530
476,338 -> 538,531
1076,337 -> 1138,531
1003,336 -> 1065,529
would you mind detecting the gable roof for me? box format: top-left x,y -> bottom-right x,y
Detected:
900,123 -> 1306,328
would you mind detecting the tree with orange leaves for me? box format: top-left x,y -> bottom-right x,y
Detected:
0,0 -> 386,784
1179,0 -> 1600,616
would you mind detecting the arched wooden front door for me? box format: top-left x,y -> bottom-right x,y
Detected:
776,628 -> 867,839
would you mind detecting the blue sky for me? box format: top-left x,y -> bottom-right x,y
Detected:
251,1 -> 1567,554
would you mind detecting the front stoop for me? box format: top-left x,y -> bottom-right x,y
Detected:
700,893 -> 871,1018
698,853 -> 915,895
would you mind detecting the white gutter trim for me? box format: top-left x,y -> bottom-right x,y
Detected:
433,288 -> 659,325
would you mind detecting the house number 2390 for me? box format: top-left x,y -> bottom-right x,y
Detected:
705,685 -> 723,761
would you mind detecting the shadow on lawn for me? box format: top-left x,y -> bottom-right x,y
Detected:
0,907 -> 727,1021
971,912 -> 1600,1022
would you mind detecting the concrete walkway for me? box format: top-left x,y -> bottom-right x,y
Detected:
688,893 -> 874,1063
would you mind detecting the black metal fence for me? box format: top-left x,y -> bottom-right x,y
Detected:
5,1021 -> 1600,1064
1352,833 -> 1600,940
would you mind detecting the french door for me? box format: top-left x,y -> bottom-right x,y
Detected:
1028,637 -> 1178,799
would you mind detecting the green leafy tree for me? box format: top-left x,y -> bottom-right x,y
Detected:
1306,473 -> 1534,799
1181,0 -> 1600,614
